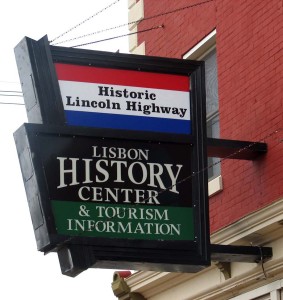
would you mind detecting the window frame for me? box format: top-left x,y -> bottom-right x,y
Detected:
229,279 -> 283,300
183,29 -> 223,197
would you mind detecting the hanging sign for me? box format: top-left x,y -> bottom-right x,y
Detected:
18,125 -> 193,243
55,63 -> 191,134
14,35 -> 210,275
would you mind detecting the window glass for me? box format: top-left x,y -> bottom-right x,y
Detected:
203,48 -> 220,179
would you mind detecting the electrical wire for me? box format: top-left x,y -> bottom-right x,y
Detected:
0,90 -> 21,93
0,94 -> 23,97
71,25 -> 164,48
0,101 -> 24,106
50,0 -> 122,43
258,246 -> 268,279
141,128 -> 282,203
51,0 -> 214,46
0,81 -> 19,84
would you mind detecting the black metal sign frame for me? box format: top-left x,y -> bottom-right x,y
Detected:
14,35 -> 210,275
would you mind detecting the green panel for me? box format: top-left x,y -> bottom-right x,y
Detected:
52,200 -> 194,241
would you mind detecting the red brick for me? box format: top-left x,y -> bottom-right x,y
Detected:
139,0 -> 283,233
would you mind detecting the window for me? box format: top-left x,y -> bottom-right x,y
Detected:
203,48 -> 220,179
229,279 -> 283,300
183,30 -> 222,196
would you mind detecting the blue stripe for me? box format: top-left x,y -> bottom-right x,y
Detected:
65,111 -> 191,134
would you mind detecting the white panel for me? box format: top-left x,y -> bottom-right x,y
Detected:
208,175 -> 223,197
132,41 -> 145,55
59,81 -> 190,120
128,0 -> 144,30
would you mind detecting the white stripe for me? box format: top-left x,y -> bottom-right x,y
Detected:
58,81 -> 190,120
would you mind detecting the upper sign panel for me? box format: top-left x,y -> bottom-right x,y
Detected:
55,63 -> 191,134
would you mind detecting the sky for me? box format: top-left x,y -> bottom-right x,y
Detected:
0,1 -> 131,299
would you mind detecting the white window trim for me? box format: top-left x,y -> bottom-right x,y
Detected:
208,175 -> 223,197
183,29 -> 216,60
183,29 -> 222,197
229,279 -> 283,300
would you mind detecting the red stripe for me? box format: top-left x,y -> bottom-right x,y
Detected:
54,63 -> 190,92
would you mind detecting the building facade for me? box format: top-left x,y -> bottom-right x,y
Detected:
112,0 -> 283,299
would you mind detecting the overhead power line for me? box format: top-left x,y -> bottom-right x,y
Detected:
51,0 -> 214,46
0,81 -> 20,84
71,25 -> 164,48
50,0 -> 122,43
0,94 -> 23,97
0,90 -> 22,93
0,101 -> 24,106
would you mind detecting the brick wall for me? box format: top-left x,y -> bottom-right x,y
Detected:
211,0 -> 283,231
138,0 -> 283,232
138,0 -> 216,58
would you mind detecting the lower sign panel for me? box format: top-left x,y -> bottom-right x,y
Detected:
14,123 -> 210,273
42,128 -> 193,242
